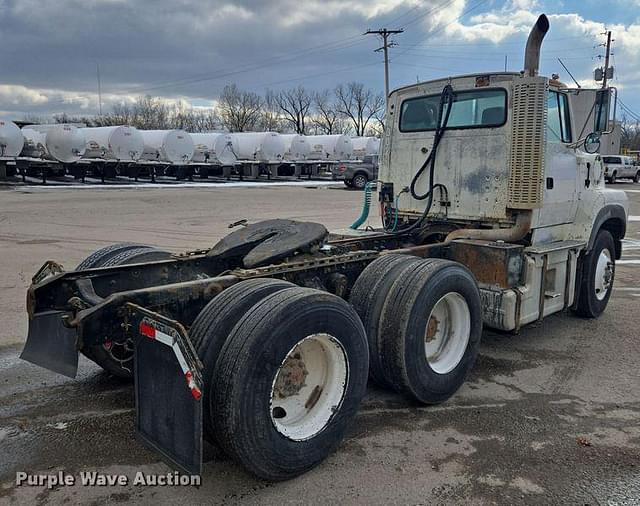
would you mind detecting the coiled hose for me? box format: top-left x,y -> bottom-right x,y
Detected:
383,84 -> 455,234
350,181 -> 375,230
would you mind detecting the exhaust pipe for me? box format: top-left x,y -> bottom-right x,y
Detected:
523,14 -> 549,77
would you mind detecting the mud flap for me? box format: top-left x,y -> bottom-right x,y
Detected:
20,311 -> 79,378
126,303 -> 204,476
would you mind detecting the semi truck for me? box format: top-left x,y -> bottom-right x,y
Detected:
21,14 -> 628,481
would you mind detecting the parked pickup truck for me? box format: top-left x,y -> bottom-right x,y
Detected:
603,155 -> 640,183
332,154 -> 378,189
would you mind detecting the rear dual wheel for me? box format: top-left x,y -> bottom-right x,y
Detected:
193,281 -> 368,481
76,243 -> 172,378
350,254 -> 482,404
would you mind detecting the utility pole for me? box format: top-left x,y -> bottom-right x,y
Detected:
96,62 -> 103,117
602,30 -> 612,89
365,28 -> 403,103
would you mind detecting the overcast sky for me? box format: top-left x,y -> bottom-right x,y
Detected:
0,0 -> 639,121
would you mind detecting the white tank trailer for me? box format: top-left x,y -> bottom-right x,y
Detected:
230,132 -> 285,163
351,136 -> 381,159
0,118 -> 25,158
280,134 -> 311,161
307,134 -> 353,161
140,130 -> 195,164
21,124 -> 85,163
81,126 -> 145,162
190,133 -> 238,165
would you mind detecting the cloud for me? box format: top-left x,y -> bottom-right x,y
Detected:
0,0 -> 639,119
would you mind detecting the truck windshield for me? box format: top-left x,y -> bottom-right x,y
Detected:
602,156 -> 621,164
399,88 -> 507,132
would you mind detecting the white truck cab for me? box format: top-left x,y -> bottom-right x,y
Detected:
375,14 -> 629,331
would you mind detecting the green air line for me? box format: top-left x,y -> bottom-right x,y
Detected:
349,182 -> 374,230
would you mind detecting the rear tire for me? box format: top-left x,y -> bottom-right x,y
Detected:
610,172 -> 617,184
191,278 -> 294,443
378,259 -> 483,404
573,229 -> 615,318
634,171 -> 640,184
213,287 -> 368,481
76,243 -> 172,378
349,254 -> 423,387
352,173 -> 368,190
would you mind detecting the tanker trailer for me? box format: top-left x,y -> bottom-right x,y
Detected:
307,134 -> 353,160
21,124 -> 85,163
0,118 -> 25,158
190,132 -> 238,165
229,132 -> 285,162
280,134 -> 311,161
140,129 -> 195,164
81,126 -> 144,161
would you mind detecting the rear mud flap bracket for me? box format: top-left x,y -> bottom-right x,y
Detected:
126,303 -> 204,476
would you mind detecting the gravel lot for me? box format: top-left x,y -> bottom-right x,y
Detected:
1,182 -> 639,505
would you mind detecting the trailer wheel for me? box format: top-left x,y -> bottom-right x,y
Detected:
379,259 -> 482,404
76,243 -> 172,378
191,278 -> 294,442
349,253 -> 422,387
573,229 -> 615,318
213,287 -> 368,481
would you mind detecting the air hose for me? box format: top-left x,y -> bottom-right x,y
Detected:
383,84 -> 455,234
350,181 -> 375,230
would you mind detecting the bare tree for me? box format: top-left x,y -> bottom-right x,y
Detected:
621,117 -> 640,151
260,89 -> 284,132
335,82 -> 385,136
276,85 -> 312,134
312,90 -> 348,134
217,84 -> 262,132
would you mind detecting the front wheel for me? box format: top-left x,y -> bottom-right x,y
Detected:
212,287 -> 368,481
573,230 -> 615,318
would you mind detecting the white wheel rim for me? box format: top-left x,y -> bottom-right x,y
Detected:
270,333 -> 348,441
424,292 -> 471,374
594,248 -> 613,301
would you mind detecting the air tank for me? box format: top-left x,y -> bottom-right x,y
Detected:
229,132 -> 285,162
81,126 -> 144,161
351,137 -> 381,159
190,132 -> 238,165
21,124 -> 85,163
140,130 -> 195,164
0,118 -> 24,157
307,134 -> 353,161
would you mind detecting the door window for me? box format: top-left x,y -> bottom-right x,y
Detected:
547,91 -> 572,143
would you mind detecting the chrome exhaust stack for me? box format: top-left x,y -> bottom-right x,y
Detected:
524,14 -> 549,77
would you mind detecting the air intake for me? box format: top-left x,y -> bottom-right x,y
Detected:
508,76 -> 547,209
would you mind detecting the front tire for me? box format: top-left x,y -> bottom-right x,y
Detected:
573,230 -> 615,318
212,287 -> 369,481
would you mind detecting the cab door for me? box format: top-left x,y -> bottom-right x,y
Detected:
537,90 -> 579,226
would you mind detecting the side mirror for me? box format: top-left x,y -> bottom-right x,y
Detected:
584,132 -> 601,154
